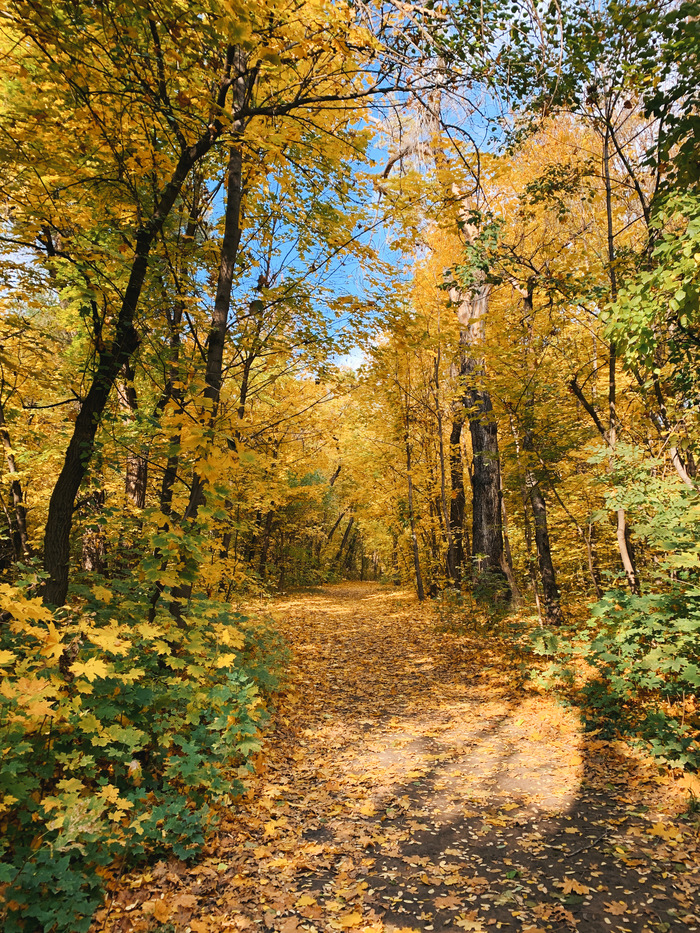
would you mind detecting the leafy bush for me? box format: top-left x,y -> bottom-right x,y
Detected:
0,577 -> 285,932
533,454 -> 700,770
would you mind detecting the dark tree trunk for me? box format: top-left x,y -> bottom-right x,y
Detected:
405,427 -> 425,601
344,529 -> 359,572
120,363 -> 148,509
523,434 -> 562,624
258,509 -> 274,580
335,517 -> 354,564
40,66 -> 236,606
466,382 -> 506,584
0,402 -> 31,557
448,413 -> 466,579
433,349 -> 457,582
453,284 -> 509,598
158,300 -> 186,516
518,284 -> 560,623
168,54 -> 251,619
327,509 -> 347,543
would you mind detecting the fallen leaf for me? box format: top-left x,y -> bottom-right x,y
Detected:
153,899 -> 170,922
605,901 -> 628,916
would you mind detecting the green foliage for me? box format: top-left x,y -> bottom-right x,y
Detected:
0,579 -> 285,932
606,192 -> 700,405
532,454 -> 700,769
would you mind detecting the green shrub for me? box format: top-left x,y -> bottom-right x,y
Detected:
534,454 -> 700,769
0,578 -> 285,932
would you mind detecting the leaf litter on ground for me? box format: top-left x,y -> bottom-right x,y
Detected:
93,583 -> 700,933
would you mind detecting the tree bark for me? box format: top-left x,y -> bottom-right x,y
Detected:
603,125 -> 639,595
0,401 -> 31,558
40,55 -> 238,606
432,349 -> 457,582
448,406 -> 466,579
523,432 -> 561,624
168,52 -> 252,619
335,517 -> 354,564
456,285 -> 509,597
258,509 -> 274,580
120,363 -> 148,509
404,422 -> 425,601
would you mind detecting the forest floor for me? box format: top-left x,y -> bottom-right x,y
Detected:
95,583 -> 700,933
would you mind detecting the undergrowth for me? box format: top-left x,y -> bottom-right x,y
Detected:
0,575 -> 286,933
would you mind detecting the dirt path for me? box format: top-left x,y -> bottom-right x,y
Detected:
97,584 -> 700,933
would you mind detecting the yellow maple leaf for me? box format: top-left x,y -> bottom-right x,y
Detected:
88,627 -> 129,656
296,894 -> 317,907
40,622 -> 64,661
71,657 -> 110,682
336,913 -> 363,929
649,822 -> 681,841
561,878 -> 591,895
214,652 -> 239,668
91,585 -> 112,602
153,899 -> 170,922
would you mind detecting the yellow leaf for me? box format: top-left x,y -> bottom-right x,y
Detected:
40,622 -> 64,661
337,912 -> 363,929
561,878 -> 591,895
89,627 -> 130,656
71,657 -> 110,682
214,652 -> 238,668
649,822 -> 681,841
296,894 -> 317,907
153,899 -> 170,922
91,585 -> 112,602
0,649 -> 16,665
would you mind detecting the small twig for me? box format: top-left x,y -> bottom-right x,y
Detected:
564,830 -> 609,857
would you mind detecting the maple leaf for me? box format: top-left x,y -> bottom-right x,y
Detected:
455,917 -> 485,931
649,822 -> 682,841
434,894 -> 462,909
40,622 -> 64,661
152,899 -> 170,922
295,894 -> 317,907
71,657 -> 111,682
279,919 -> 299,933
604,901 -> 628,916
336,911 -> 363,929
561,878 -> 591,895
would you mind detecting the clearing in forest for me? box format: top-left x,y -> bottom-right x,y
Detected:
95,584 -> 700,933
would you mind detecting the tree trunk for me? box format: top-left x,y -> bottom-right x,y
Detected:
433,349 -> 457,581
0,401 -> 31,557
168,53 -> 251,619
603,125 -> 639,595
120,362 -> 148,509
452,284 -> 509,598
258,509 -> 274,580
518,284 -> 561,623
499,476 -> 521,603
405,426 -> 425,601
523,434 -> 562,624
448,410 -> 466,579
40,67 -> 235,606
335,517 -> 354,564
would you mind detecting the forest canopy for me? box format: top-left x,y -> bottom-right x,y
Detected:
0,0 -> 698,928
